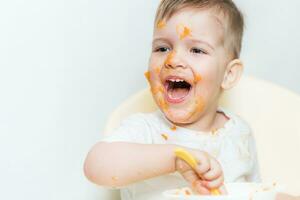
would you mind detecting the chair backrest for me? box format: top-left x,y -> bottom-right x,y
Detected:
104,75 -> 300,196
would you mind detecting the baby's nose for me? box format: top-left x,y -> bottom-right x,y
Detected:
164,51 -> 187,69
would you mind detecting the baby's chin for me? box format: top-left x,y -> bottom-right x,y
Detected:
162,108 -> 195,124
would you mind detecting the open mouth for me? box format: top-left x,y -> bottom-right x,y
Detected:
164,77 -> 192,104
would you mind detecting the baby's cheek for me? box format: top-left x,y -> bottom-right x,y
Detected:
151,85 -> 164,95
144,65 -> 161,82
186,97 -> 205,120
193,72 -> 202,84
144,68 -> 169,112
144,71 -> 151,83
157,96 -> 168,111
154,66 -> 161,75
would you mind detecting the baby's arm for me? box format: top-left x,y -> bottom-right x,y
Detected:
84,142 -> 178,187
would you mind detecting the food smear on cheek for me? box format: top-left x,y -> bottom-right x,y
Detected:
146,66 -> 169,113
176,24 -> 192,40
194,73 -> 202,84
194,98 -> 205,113
158,95 -> 169,111
187,97 -> 205,120
190,64 -> 203,84
156,94 -> 169,113
157,20 -> 166,29
151,85 -> 165,95
145,67 -> 163,95
144,71 -> 151,83
154,66 -> 161,74
149,81 -> 168,112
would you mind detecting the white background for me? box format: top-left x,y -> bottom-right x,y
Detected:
0,0 -> 299,199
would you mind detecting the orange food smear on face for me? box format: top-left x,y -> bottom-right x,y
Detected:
157,20 -> 166,29
195,99 -> 205,112
187,98 -> 205,120
144,71 -> 151,82
177,24 -> 192,40
194,73 -> 202,84
161,133 -> 169,140
155,67 -> 161,74
150,87 -> 156,94
164,51 -> 175,66
151,85 -> 164,95
158,97 -> 168,111
181,26 -> 191,40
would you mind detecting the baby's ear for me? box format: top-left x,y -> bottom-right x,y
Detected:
221,59 -> 243,90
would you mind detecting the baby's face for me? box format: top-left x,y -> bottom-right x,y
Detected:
148,8 -> 230,124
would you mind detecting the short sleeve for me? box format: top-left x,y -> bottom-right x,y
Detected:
101,113 -> 153,144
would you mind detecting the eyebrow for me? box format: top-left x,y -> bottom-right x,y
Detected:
152,37 -> 170,46
152,37 -> 215,50
189,38 -> 215,50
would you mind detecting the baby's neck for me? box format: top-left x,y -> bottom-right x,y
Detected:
179,106 -> 229,133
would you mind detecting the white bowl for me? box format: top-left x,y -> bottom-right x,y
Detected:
163,183 -> 278,200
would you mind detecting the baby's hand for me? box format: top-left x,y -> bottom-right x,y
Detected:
175,148 -> 226,195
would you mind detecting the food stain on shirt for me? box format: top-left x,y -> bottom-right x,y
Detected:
211,128 -> 218,135
170,125 -> 177,131
161,133 -> 169,140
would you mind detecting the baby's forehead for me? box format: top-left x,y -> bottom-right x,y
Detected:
155,8 -> 226,46
166,7 -> 225,31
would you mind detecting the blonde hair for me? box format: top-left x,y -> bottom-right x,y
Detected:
155,0 -> 244,59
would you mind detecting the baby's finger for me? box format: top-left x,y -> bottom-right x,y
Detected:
181,169 -> 199,183
176,159 -> 200,184
194,153 -> 210,175
202,159 -> 222,181
192,180 -> 211,195
201,174 -> 224,189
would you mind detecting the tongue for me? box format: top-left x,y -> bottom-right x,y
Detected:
168,88 -> 189,99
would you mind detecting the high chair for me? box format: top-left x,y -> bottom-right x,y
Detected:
100,75 -> 300,199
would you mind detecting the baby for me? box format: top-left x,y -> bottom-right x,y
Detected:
84,0 -> 261,199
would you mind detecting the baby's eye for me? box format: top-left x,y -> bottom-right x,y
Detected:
154,47 -> 170,53
191,48 -> 207,54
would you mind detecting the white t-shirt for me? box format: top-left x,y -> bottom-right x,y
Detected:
101,107 -> 261,200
